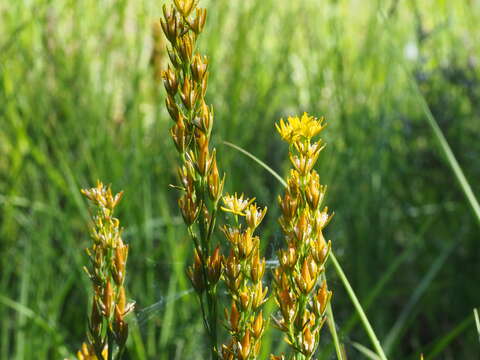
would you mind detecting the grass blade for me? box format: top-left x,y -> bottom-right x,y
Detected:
222,141 -> 287,188
329,252 -> 388,360
474,308 -> 480,344
422,314 -> 473,360
406,74 -> 480,227
351,342 -> 382,360
383,241 -> 455,353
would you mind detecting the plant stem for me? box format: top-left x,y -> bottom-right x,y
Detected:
107,329 -> 114,360
329,252 -> 388,360
324,283 -> 345,360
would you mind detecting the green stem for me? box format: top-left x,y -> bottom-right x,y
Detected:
107,329 -> 114,360
209,287 -> 219,359
116,346 -> 125,360
188,224 -> 217,358
329,252 -> 388,360
326,304 -> 343,360
323,273 -> 344,360
222,141 -> 287,188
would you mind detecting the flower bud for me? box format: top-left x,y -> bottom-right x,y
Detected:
313,281 -> 331,317
180,77 -> 195,110
245,204 -> 267,230
191,54 -> 208,82
239,290 -> 250,311
250,252 -> 265,283
207,246 -> 222,284
165,94 -> 180,122
178,193 -> 199,225
113,244 -> 128,285
207,154 -> 224,202
174,0 -> 195,17
238,330 -> 251,360
178,34 -> 193,63
252,310 -> 264,338
188,8 -> 207,34
161,5 -> 179,43
187,249 -> 205,293
228,302 -> 240,332
162,66 -> 178,96
170,117 -> 187,154
103,279 -> 113,317
252,282 -> 268,309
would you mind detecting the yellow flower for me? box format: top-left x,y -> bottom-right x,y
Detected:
221,193 -> 255,216
275,113 -> 325,144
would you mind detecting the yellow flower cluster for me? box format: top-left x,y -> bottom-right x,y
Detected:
221,193 -> 256,216
80,182 -> 134,359
221,194 -> 268,360
275,113 -> 326,144
271,114 -> 332,360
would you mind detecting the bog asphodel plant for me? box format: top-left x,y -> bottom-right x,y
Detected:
221,194 -> 268,360
160,0 -> 224,357
79,182 -> 134,360
271,113 -> 333,360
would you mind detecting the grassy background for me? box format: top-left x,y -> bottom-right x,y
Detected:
1,0 -> 479,358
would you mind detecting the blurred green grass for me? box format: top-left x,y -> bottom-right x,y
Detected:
1,0 -> 479,358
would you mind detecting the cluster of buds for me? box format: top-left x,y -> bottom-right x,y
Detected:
161,0 -> 224,356
271,113 -> 333,360
220,194 -> 268,360
80,182 -> 134,360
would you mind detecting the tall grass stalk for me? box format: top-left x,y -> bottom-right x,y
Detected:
474,309 -> 480,344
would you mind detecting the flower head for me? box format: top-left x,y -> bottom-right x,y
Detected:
275,112 -> 325,144
221,193 -> 255,216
